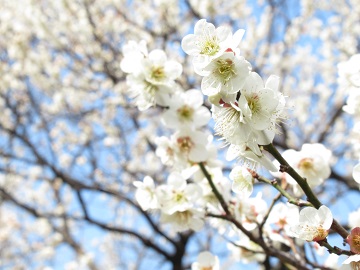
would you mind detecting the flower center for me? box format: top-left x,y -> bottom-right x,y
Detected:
247,94 -> 261,115
177,136 -> 194,153
313,226 -> 328,241
214,58 -> 236,84
353,235 -> 360,249
278,218 -> 287,228
174,192 -> 185,203
298,158 -> 314,170
199,36 -> 220,56
150,66 -> 165,81
177,105 -> 194,121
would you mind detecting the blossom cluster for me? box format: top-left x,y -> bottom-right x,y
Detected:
121,22 -> 285,237
121,39 -> 216,232
182,19 -> 286,170
120,23 -> 278,236
120,41 -> 183,111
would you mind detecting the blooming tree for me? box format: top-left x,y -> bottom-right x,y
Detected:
0,1 -> 360,270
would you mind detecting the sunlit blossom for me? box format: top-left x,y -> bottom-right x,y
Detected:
181,19 -> 232,69
133,176 -> 159,211
290,205 -> 333,242
229,166 -> 253,197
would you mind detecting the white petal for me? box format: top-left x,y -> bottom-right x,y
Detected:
165,61 -> 182,79
189,145 -> 208,162
185,183 -> 202,200
265,75 -> 280,91
231,175 -> 253,197
143,176 -> 155,187
148,49 -> 167,65
243,72 -> 264,93
181,34 -> 199,55
185,89 -> 203,108
255,129 -> 275,145
194,19 -> 213,35
193,107 -> 211,127
161,110 -> 179,129
318,205 -> 333,229
226,144 -> 246,161
215,25 -> 231,42
299,207 -> 320,224
201,76 -> 221,93
232,29 -> 245,48
168,173 -> 186,190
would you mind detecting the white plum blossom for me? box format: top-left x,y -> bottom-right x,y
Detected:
160,208 -> 205,232
121,47 -> 182,110
290,205 -> 333,242
191,251 -> 220,270
229,166 -> 253,197
199,52 -> 251,97
133,176 -> 159,211
237,73 -> 285,135
161,89 -> 211,130
272,143 -> 332,195
142,49 -> 183,86
126,68 -> 174,110
266,202 -> 300,236
155,136 -> 176,166
155,130 -> 214,171
156,172 -> 201,215
172,129 -> 210,164
156,173 -> 205,232
212,72 -> 285,147
181,19 -> 232,69
233,193 -> 268,231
